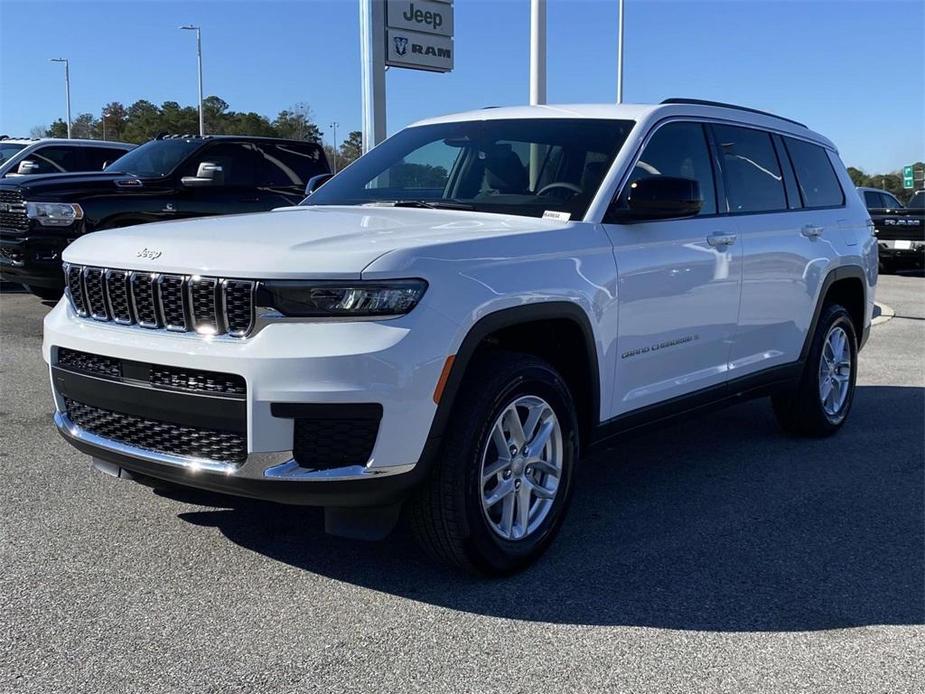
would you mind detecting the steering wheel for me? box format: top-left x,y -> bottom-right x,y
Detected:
537,182 -> 583,198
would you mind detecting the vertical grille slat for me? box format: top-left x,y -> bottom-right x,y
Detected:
64,264 -> 254,338
105,270 -> 132,324
130,271 -> 161,328
222,280 -> 255,337
64,264 -> 88,317
83,267 -> 109,321
158,274 -> 188,331
189,277 -> 219,335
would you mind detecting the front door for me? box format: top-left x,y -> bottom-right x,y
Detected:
602,121 -> 742,415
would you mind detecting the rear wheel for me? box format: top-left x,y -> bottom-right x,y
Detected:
409,351 -> 579,575
772,303 -> 858,437
27,285 -> 64,301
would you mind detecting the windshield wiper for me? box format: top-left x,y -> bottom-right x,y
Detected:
389,199 -> 475,211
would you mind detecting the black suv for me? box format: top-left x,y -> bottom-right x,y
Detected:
0,135 -> 329,299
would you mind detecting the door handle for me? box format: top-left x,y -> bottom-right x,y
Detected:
801,224 -> 824,238
707,232 -> 737,247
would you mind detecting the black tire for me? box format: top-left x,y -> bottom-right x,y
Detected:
409,350 -> 579,575
27,285 -> 64,301
771,303 -> 858,437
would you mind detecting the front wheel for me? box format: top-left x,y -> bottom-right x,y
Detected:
771,303 -> 858,437
409,351 -> 579,575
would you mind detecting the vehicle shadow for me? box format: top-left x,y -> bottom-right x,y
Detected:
173,385 -> 924,632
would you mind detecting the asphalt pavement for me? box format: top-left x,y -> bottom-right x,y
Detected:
1,275 -> 923,693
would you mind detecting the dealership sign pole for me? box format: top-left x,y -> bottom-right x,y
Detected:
361,0 -> 454,154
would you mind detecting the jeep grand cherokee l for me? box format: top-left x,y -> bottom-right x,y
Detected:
1,135 -> 328,299
44,100 -> 876,574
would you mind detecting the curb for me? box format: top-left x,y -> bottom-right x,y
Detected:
872,302 -> 895,326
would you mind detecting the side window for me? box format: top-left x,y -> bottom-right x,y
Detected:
882,193 -> 902,209
712,125 -> 787,213
625,121 -> 717,216
783,138 -> 844,208
863,191 -> 882,209
24,146 -> 81,174
254,143 -> 327,187
84,147 -> 125,171
184,143 -> 257,186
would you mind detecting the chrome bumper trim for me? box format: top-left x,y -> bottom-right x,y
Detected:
54,411 -> 416,482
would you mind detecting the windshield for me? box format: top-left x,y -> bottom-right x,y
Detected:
104,139 -> 203,177
304,118 -> 634,219
908,192 -> 924,210
0,143 -> 26,165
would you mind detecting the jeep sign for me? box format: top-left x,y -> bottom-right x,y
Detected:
386,28 -> 453,72
385,0 -> 453,73
387,0 -> 453,37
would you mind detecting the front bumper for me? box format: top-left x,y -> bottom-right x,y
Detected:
0,232 -> 71,287
878,240 -> 925,268
44,298 -> 460,506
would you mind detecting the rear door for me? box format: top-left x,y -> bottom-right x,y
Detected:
602,120 -> 743,414
722,125 -> 845,376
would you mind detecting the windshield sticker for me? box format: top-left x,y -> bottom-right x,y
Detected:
542,210 -> 571,221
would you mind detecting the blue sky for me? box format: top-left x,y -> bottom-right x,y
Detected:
1,0 -> 922,172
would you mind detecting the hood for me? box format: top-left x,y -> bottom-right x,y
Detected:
62,205 -> 565,278
0,171 -> 151,198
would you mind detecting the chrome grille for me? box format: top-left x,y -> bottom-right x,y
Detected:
189,277 -> 219,334
158,274 -> 187,331
84,267 -> 109,320
105,270 -> 132,324
0,189 -> 28,232
63,263 -> 255,338
130,272 -> 160,328
65,265 -> 88,316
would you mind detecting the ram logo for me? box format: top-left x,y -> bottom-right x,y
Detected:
393,36 -> 409,56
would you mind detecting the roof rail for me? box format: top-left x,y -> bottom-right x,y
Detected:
660,98 -> 807,128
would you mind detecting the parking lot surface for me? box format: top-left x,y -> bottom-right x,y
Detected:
1,275 -> 923,694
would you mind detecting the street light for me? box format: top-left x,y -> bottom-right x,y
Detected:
49,58 -> 71,138
617,0 -> 625,103
329,121 -> 339,174
179,25 -> 204,136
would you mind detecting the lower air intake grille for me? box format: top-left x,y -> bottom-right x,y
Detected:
292,418 -> 380,470
149,365 -> 247,396
64,397 -> 247,463
57,348 -> 121,378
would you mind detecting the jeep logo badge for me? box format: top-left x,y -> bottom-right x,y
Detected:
136,248 -> 162,260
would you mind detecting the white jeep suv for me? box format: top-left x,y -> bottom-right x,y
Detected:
44,100 -> 877,574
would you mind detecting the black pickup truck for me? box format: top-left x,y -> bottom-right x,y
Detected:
858,187 -> 925,272
0,135 -> 329,299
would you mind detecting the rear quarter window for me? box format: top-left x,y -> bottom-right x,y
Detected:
784,138 -> 844,208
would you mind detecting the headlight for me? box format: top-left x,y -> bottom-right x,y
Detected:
25,202 -> 84,227
256,279 -> 427,317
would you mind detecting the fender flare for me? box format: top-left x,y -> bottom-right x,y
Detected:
424,301 -> 601,446
800,265 -> 868,360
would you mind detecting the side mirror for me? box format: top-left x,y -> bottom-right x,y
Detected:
181,161 -> 223,187
304,173 -> 333,196
608,176 -> 703,222
17,160 -> 40,175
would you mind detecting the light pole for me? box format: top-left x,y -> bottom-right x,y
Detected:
49,58 -> 71,138
617,0 -> 625,103
179,25 -> 204,136
329,121 -> 339,174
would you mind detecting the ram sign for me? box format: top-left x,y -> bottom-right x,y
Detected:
386,0 -> 454,73
386,28 -> 453,72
